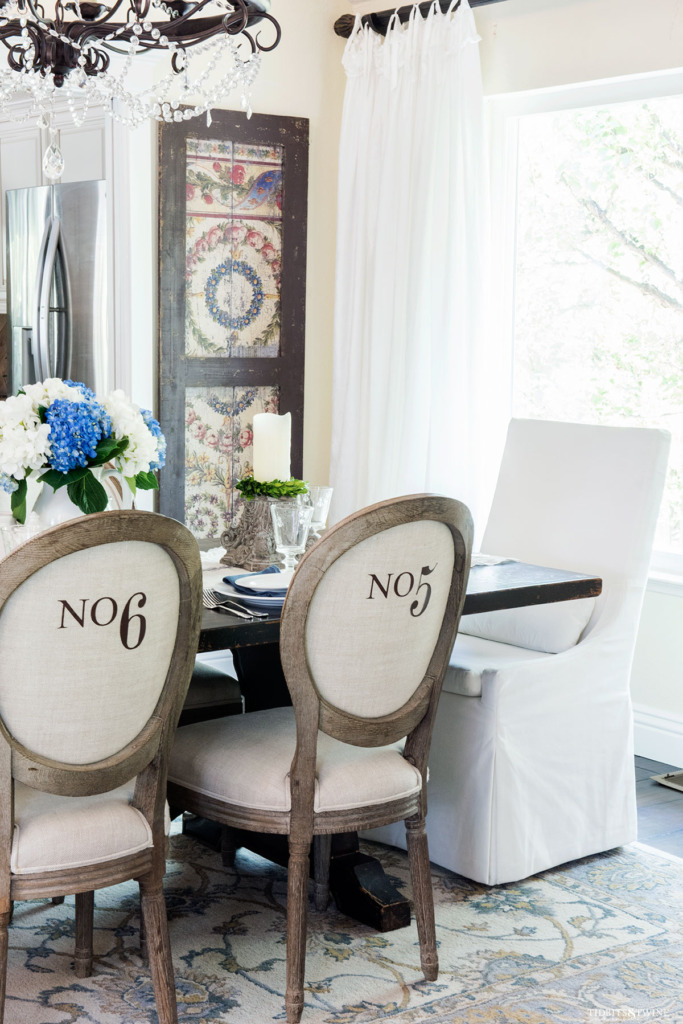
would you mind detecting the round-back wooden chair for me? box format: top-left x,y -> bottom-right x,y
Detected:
168,493 -> 473,1022
0,510 -> 202,1024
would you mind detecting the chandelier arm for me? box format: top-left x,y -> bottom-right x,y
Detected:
134,0 -> 152,21
17,0 -> 51,28
144,0 -> 249,40
71,11 -> 268,50
60,0 -> 139,33
250,12 -> 280,53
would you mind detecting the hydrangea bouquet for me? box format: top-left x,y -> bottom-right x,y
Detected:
0,379 -> 166,524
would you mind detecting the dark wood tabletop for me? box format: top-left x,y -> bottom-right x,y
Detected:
197,559 -> 602,653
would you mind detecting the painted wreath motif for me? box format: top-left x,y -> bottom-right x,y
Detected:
204,259 -> 264,330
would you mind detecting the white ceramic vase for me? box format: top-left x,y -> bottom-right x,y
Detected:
30,468 -> 134,529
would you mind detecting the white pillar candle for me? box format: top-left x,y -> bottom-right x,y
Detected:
252,412 -> 291,482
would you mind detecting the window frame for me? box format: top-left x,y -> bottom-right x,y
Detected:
486,68 -> 683,580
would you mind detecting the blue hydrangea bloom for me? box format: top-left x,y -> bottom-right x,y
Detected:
141,409 -> 167,471
64,380 -> 97,401
46,398 -> 111,474
0,474 -> 18,494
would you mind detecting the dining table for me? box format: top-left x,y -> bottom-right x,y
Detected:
192,558 -> 603,932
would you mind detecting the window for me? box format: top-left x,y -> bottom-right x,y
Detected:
490,72 -> 683,574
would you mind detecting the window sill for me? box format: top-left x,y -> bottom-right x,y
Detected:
647,572 -> 683,598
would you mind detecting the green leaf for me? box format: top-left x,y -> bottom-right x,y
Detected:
125,475 -> 137,497
39,467 -> 89,492
37,404 -> 48,422
135,470 -> 159,491
235,477 -> 308,501
67,473 -> 109,515
10,479 -> 27,525
88,435 -> 129,468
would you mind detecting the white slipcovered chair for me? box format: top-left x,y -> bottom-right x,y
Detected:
0,510 -> 202,1024
168,494 -> 473,1023
369,419 -> 671,885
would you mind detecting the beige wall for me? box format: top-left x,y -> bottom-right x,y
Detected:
248,0 -> 348,485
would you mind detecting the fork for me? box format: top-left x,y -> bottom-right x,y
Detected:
202,587 -> 255,620
210,589 -> 270,618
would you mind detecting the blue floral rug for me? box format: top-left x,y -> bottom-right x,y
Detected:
5,833 -> 683,1023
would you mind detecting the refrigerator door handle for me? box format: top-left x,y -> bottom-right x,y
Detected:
32,217 -> 52,381
37,215 -> 61,381
56,229 -> 73,380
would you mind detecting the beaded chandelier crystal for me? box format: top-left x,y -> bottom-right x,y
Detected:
0,0 -> 280,177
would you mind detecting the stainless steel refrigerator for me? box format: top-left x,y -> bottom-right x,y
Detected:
6,181 -> 109,395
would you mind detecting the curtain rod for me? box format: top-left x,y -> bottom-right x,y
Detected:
334,0 -> 508,39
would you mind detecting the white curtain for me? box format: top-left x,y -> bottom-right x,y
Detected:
329,0 -> 494,527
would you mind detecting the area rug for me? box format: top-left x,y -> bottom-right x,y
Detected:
5,833 -> 683,1023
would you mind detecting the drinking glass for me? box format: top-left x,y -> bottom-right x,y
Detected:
306,485 -> 334,544
0,517 -> 43,558
270,500 -> 314,570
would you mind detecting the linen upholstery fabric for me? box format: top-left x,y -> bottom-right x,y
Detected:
168,707 -> 422,813
442,633 -> 548,697
459,595 -> 596,654
11,781 -> 172,874
183,660 -> 242,712
0,541 -> 180,764
305,520 -> 455,718
368,420 -> 671,883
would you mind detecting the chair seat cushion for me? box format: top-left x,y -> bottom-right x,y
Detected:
184,660 -> 242,711
459,597 -> 596,654
444,633 -> 550,697
11,782 -> 168,875
168,706 -> 422,813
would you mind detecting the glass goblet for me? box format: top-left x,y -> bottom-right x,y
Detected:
270,500 -> 314,571
306,485 -> 333,544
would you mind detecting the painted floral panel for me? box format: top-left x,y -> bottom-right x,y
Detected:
185,384 -> 279,539
185,138 -> 283,358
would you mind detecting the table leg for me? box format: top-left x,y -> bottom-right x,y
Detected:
231,644 -> 291,712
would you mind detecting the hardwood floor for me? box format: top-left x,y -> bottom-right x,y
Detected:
635,755 -> 683,856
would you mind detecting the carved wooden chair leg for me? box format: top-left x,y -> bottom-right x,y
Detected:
405,815 -> 438,981
139,874 -> 178,1024
0,908 -> 9,1024
51,896 -> 65,905
220,826 -> 238,868
285,839 -> 310,1024
74,891 -> 94,978
312,834 -> 331,912
138,888 -> 147,960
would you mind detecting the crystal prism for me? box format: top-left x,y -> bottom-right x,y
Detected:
42,142 -> 64,181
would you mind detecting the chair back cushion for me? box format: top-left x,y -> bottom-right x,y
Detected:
482,419 -> 670,584
0,538 -> 180,765
305,519 -> 455,718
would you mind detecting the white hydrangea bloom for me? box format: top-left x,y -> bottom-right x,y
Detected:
22,378 -> 85,410
103,390 -> 157,476
0,394 -> 51,478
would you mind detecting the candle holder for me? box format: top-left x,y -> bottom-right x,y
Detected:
220,496 -> 277,572
220,477 -> 308,572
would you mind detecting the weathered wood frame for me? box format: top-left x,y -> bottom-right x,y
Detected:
158,110 -> 309,528
168,493 -> 474,1022
0,510 -> 203,1024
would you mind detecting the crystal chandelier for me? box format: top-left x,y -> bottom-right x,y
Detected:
0,0 -> 281,178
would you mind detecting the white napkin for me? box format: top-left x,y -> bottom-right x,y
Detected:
471,553 -> 513,567
200,547 -> 226,570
